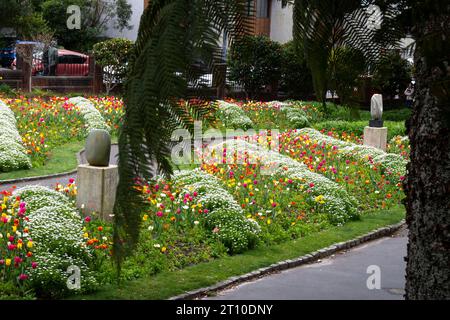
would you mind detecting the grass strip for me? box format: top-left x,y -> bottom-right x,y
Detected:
0,140 -> 84,181
0,137 -> 118,181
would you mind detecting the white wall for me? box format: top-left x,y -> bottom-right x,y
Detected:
102,0 -> 144,41
269,1 -> 293,44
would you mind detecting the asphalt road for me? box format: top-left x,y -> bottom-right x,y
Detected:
206,230 -> 407,300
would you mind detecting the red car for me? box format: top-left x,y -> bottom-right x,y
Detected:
54,49 -> 90,76
13,48 -> 90,76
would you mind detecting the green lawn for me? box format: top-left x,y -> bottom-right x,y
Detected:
72,207 -> 405,300
0,137 -> 118,181
0,140 -> 85,181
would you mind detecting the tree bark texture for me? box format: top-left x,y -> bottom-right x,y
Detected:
404,8 -> 450,299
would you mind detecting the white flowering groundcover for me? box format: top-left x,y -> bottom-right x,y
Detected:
216,100 -> 254,130
295,128 -> 407,176
67,97 -> 111,134
13,186 -> 98,297
172,169 -> 261,253
0,100 -> 32,172
206,139 -> 359,225
268,101 -> 311,129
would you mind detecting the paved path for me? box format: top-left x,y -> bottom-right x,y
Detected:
206,228 -> 408,300
0,145 -> 119,192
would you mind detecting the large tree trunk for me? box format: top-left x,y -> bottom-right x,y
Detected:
403,8 -> 450,299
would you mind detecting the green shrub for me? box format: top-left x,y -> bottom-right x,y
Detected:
372,51 -> 412,99
228,35 -> 283,99
93,38 -> 133,94
383,108 -> 411,121
330,47 -> 366,106
280,41 -> 313,99
313,120 -> 406,140
0,83 -> 16,96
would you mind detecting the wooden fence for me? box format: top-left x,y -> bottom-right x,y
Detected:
0,45 -> 103,94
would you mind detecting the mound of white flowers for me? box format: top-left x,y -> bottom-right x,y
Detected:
0,100 -> 32,172
209,139 -> 359,225
14,186 -> 98,298
216,100 -> 254,130
173,169 -> 261,253
67,97 -> 111,134
268,101 -> 310,129
296,128 -> 407,176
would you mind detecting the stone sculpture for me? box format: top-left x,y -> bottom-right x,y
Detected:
85,129 -> 111,166
370,94 -> 383,127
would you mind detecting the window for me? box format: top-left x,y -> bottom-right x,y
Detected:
256,0 -> 269,18
58,55 -> 86,64
246,0 -> 254,16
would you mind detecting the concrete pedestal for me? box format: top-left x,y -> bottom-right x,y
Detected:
76,164 -> 118,221
363,126 -> 388,151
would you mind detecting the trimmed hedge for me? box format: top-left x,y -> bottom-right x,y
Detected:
313,120 -> 406,140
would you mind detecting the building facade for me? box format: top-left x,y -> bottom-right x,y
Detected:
102,0 -> 294,43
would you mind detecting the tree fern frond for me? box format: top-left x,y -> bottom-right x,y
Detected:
113,0 -> 253,273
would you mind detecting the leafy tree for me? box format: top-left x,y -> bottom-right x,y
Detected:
93,38 -> 133,94
280,40 -> 313,99
112,0 -> 253,271
285,0 -> 383,111
228,35 -> 283,99
40,0 -> 132,51
372,50 -> 412,99
0,0 -> 49,38
330,46 -> 366,109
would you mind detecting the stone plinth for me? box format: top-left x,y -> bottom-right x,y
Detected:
364,126 -> 387,151
76,164 -> 118,221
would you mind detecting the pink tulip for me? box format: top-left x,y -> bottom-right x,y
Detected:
18,274 -> 28,281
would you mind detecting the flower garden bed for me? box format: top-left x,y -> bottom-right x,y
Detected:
0,96 -> 409,300
0,96 -> 123,171
279,128 -> 406,211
